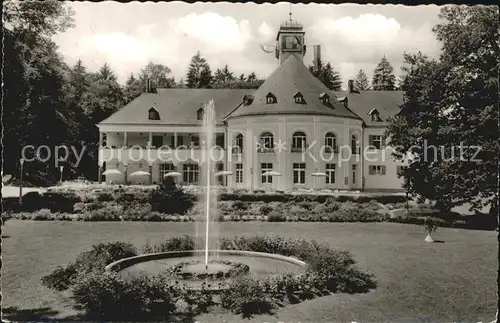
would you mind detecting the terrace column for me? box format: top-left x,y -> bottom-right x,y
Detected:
343,127 -> 350,189
98,160 -> 103,184
99,132 -> 103,148
174,132 -> 178,148
123,163 -> 128,184
148,132 -> 153,147
148,161 -> 153,184
124,132 -> 128,147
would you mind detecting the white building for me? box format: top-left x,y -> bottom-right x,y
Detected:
97,19 -> 408,192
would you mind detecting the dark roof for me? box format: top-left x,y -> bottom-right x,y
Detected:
225,55 -> 362,120
333,90 -> 403,126
99,89 -> 250,125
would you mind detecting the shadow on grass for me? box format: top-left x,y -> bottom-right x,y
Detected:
1,306 -> 198,323
2,306 -> 61,322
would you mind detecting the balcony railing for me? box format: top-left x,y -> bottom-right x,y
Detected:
257,147 -> 275,153
323,146 -> 339,153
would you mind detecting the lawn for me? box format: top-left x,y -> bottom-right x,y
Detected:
1,220 -> 497,322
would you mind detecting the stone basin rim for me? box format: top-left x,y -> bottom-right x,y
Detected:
105,249 -> 307,273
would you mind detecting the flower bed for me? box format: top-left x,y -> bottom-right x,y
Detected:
41,236 -> 376,320
164,260 -> 250,280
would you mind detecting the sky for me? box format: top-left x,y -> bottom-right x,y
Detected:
52,2 -> 444,89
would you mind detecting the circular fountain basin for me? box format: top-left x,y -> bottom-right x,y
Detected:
106,250 -> 307,290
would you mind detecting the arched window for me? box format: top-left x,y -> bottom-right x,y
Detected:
292,131 -> 307,151
325,132 -> 337,153
260,132 -> 274,152
351,134 -> 359,154
148,107 -> 160,120
234,133 -> 244,153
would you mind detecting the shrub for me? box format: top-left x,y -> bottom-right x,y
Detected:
41,242 -> 137,291
87,203 -> 124,221
97,192 -> 114,202
221,276 -> 276,317
33,208 -> 53,220
259,204 -> 273,215
145,235 -> 197,253
232,200 -> 249,211
123,203 -> 152,220
40,192 -> 81,213
72,271 -> 179,321
151,185 -> 195,214
267,212 -> 286,222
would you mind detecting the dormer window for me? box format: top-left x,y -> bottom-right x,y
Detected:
148,107 -> 160,120
197,108 -> 204,121
368,109 -> 382,122
294,92 -> 305,104
243,94 -> 254,106
266,92 -> 277,104
319,93 -> 330,105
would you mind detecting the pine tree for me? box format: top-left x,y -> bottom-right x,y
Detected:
186,51 -> 213,88
139,61 -> 175,88
354,69 -> 370,91
309,60 -> 342,91
372,56 -> 396,90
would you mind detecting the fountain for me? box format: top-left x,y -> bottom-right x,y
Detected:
106,100 -> 307,290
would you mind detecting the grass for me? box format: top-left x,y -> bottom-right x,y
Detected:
1,220 -> 497,322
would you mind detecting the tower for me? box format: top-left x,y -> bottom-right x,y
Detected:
275,16 -> 306,64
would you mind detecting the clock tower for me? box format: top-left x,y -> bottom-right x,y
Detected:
275,18 -> 306,65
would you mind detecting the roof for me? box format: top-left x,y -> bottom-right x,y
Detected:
225,55 -> 362,120
333,90 -> 403,126
99,89 -> 250,125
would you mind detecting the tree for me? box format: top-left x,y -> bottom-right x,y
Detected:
138,61 -> 175,88
123,73 -> 143,103
372,56 -> 396,90
354,69 -> 370,91
186,51 -> 213,88
309,60 -> 342,91
387,5 -> 499,217
213,64 -> 235,86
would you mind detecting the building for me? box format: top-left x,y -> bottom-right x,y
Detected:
97,19 -> 408,191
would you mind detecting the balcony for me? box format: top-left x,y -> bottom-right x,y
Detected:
291,146 -> 307,153
100,146 -> 225,164
257,147 -> 275,153
323,146 -> 339,154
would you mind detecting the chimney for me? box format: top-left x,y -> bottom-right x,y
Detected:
313,45 -> 321,72
348,80 -> 354,93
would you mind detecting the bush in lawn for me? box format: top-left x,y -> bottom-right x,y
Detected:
123,203 -> 152,220
41,242 -> 137,291
267,212 -> 286,222
97,192 -> 114,202
221,276 -> 277,317
72,271 -> 179,321
151,184 -> 195,214
33,208 -> 53,220
232,200 -> 249,211
87,203 -> 124,221
143,235 -> 198,253
259,204 -> 273,215
40,192 -> 81,213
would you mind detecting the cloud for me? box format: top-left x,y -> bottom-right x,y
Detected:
174,12 -> 252,53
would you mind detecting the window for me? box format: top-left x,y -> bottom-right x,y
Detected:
102,133 -> 107,147
177,135 -> 184,147
324,132 -> 337,152
319,93 -> 330,105
292,131 -> 307,151
266,93 -> 277,104
234,133 -> 244,152
261,163 -> 273,183
159,163 -> 175,181
368,109 -> 382,122
236,163 -> 243,183
326,164 -> 336,184
197,108 -> 204,121
216,162 -> 224,185
369,135 -> 384,150
351,135 -> 359,154
216,134 -> 225,148
190,135 -> 200,148
397,165 -> 408,176
183,164 -> 199,184
294,92 -> 305,104
369,165 -> 386,175
352,164 -> 357,184
260,132 -> 274,152
243,95 -> 254,106
152,135 -> 163,148
293,163 -> 306,184
148,108 -> 160,120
